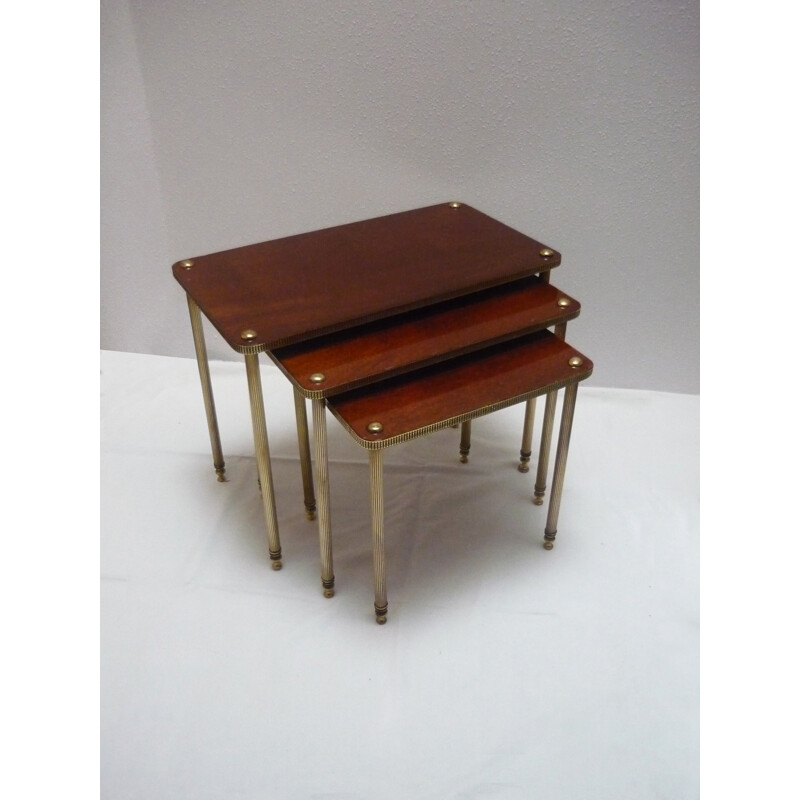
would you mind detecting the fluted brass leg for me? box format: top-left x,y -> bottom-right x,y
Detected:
459,420 -> 472,463
533,390 -> 557,505
187,295 -> 226,481
369,450 -> 388,624
311,399 -> 335,597
533,322 -> 567,503
293,388 -> 317,520
244,353 -> 282,569
544,383 -> 579,550
517,398 -> 536,472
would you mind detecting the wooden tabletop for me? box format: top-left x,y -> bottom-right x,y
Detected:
326,331 -> 593,449
270,277 -> 580,398
173,202 -> 560,351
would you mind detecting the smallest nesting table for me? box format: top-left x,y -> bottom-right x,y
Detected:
321,330 -> 593,623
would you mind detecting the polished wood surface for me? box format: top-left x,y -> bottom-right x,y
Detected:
173,203 -> 560,351
327,331 -> 593,448
271,277 -> 580,397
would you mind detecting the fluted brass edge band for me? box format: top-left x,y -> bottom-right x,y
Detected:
236,342 -> 269,355
335,368 -> 592,451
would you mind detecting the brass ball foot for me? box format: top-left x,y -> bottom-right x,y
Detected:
459,454 -> 469,464
271,560 -> 283,571
533,497 -> 544,506
376,615 -> 387,625
517,462 -> 530,473
215,468 -> 227,482
305,508 -> 317,521
323,588 -> 335,599
543,541 -> 554,550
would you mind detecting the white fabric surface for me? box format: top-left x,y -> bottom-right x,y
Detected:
101,350 -> 699,799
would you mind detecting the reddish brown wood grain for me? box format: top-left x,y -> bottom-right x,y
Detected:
327,331 -> 593,447
172,203 -> 561,350
270,278 -> 580,396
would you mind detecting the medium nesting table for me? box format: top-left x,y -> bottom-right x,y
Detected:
270,277 -> 582,604
173,202 -> 564,571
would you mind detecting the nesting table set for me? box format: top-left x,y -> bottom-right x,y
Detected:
173,202 -> 593,623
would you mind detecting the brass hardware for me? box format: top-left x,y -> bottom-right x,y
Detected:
309,372 -> 326,384
518,398 -> 536,472
186,295 -> 227,481
543,382 -> 580,550
179,259 -> 194,269
539,248 -> 554,258
293,388 -> 317,520
312,399 -> 335,599
459,420 -> 472,463
449,201 -> 462,208
557,297 -> 571,308
370,450 -> 388,624
367,421 -> 384,434
241,329 -> 258,341
569,356 -> 584,368
244,353 -> 283,569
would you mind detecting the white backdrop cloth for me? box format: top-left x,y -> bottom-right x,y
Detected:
101,350 -> 699,799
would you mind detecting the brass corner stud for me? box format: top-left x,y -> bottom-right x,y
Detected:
179,260 -> 194,269
367,421 -> 384,434
539,248 -> 554,258
449,201 -> 462,208
309,373 -> 326,384
240,329 -> 258,341
557,297 -> 571,308
568,356 -> 584,368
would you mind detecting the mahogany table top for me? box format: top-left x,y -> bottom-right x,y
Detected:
172,202 -> 560,351
270,277 -> 579,398
326,330 -> 593,449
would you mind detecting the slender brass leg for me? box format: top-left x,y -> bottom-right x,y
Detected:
186,295 -> 226,481
533,390 -> 557,505
517,398 -> 536,472
459,420 -> 472,463
533,322 -> 567,503
293,388 -> 317,520
369,449 -> 388,624
311,399 -> 334,597
244,353 -> 282,569
544,383 -> 579,550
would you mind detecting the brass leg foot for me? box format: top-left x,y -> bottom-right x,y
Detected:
322,578 -> 335,598
533,489 -> 545,506
459,420 -> 471,464
543,539 -> 554,550
305,502 -> 317,521
518,399 -> 536,474
375,604 -> 388,625
215,466 -> 227,482
271,558 -> 283,570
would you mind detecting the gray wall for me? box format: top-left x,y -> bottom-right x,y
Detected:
101,0 -> 698,394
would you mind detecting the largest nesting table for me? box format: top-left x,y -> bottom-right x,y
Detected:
173,202 -> 566,573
